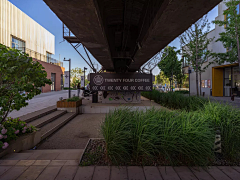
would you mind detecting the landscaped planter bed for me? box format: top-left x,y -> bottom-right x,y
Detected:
80,103 -> 240,167
80,139 -> 240,166
0,130 -> 41,158
57,99 -> 82,108
57,97 -> 82,113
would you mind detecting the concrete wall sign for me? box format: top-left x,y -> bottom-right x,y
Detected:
90,73 -> 152,91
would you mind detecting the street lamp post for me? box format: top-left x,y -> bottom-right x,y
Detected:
64,58 -> 71,98
188,67 -> 191,97
84,67 -> 87,87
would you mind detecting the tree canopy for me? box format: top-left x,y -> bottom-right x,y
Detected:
0,44 -> 52,123
158,46 -> 182,90
213,0 -> 240,70
180,15 -> 214,96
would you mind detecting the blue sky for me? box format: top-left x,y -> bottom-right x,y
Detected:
9,0 -> 218,75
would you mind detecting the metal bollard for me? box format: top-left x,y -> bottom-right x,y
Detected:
214,130 -> 221,153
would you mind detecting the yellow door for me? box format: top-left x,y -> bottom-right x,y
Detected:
212,68 -> 223,96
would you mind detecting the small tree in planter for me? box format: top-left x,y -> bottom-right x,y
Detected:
0,44 -> 52,123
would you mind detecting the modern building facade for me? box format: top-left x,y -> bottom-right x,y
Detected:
183,1 -> 240,97
0,0 -> 64,93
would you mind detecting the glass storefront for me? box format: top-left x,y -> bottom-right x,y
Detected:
223,66 -> 240,96
232,67 -> 240,96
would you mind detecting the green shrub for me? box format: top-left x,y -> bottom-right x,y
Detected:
174,90 -> 189,94
101,108 -> 215,166
66,96 -> 81,102
203,102 -> 240,161
142,90 -> 208,111
63,87 -> 76,90
0,117 -> 36,150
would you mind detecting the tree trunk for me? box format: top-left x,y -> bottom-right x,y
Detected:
199,71 -> 202,96
195,26 -> 199,96
235,26 -> 240,71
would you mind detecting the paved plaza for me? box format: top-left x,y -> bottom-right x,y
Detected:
1,91 -> 240,179
8,90 -> 78,119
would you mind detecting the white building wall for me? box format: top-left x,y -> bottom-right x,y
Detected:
0,0 -> 55,59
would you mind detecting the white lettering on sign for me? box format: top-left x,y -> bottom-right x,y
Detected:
100,86 -> 106,90
105,79 -> 122,83
135,79 -> 150,83
108,86 -> 113,90
138,86 -> 143,90
145,86 -> 151,90
123,79 -> 134,83
131,86 -> 136,90
92,86 -> 98,91
123,86 -> 128,90
115,86 -> 121,90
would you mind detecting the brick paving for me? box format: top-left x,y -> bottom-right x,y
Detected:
0,163 -> 239,180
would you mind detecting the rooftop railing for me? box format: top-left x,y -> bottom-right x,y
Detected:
13,47 -> 63,67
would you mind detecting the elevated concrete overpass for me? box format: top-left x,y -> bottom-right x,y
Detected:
43,0 -> 221,72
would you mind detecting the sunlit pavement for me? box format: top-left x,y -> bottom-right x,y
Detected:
7,90 -> 78,119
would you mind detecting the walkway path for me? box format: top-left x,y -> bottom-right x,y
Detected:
38,114 -> 105,149
8,90 -> 78,119
0,161 -> 239,180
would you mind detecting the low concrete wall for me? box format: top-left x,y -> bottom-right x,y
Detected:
0,130 -> 41,158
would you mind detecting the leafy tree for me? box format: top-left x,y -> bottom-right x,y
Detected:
71,77 -> 80,89
71,67 -> 83,80
180,15 -> 214,96
70,67 -> 83,88
176,69 -> 188,88
213,0 -> 240,70
158,46 -> 181,91
155,71 -> 170,86
0,44 -> 52,123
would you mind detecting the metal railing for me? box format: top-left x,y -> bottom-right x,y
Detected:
13,47 -> 63,67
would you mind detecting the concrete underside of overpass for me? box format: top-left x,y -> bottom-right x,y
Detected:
43,0 -> 221,72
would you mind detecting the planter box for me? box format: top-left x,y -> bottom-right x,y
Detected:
57,99 -> 82,108
57,99 -> 82,113
0,129 -> 41,158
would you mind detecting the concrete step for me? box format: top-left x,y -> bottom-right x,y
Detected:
28,110 -> 67,128
40,112 -> 77,140
18,105 -> 57,123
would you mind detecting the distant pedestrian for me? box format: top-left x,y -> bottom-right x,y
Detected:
77,83 -> 80,96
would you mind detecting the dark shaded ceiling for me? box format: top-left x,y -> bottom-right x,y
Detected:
43,0 -> 221,72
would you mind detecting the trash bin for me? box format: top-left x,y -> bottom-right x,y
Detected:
92,92 -> 98,103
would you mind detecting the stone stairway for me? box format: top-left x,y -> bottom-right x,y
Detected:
19,106 -> 77,142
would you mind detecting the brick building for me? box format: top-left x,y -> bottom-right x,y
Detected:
0,0 -> 65,93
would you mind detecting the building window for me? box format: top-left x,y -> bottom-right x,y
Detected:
46,52 -> 52,63
12,37 -> 25,52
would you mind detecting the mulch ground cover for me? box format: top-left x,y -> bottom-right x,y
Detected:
80,139 -> 240,166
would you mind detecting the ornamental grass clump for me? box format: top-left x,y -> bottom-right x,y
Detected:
142,90 -> 208,111
203,102 -> 240,161
101,108 -> 215,166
